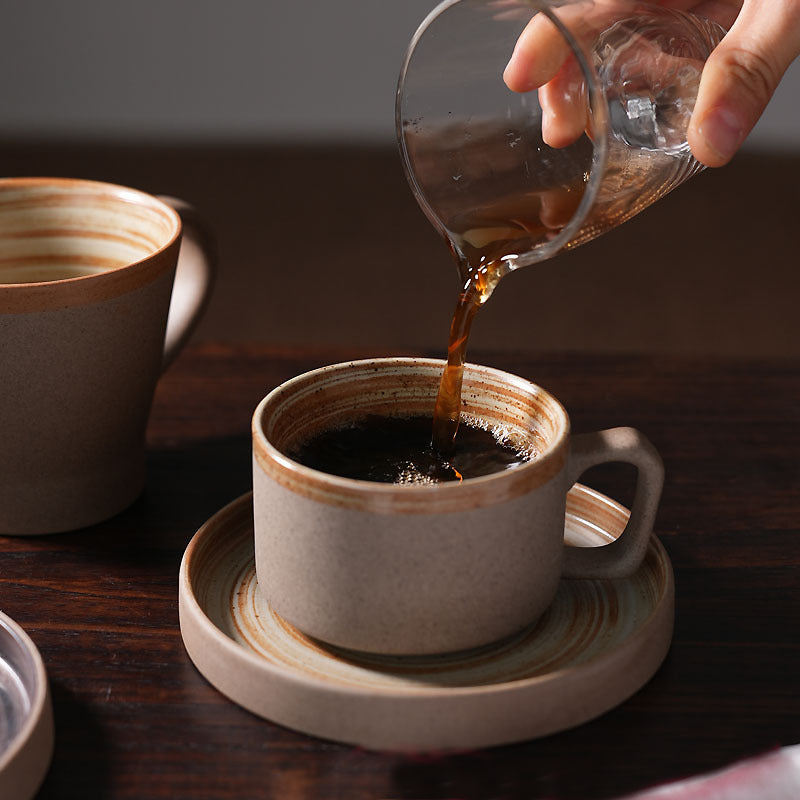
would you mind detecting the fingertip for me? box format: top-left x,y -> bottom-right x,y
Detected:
539,68 -> 588,149
503,54 -> 537,92
688,106 -> 747,167
503,13 -> 573,93
542,115 -> 582,149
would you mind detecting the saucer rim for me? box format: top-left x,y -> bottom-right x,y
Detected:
178,487 -> 674,749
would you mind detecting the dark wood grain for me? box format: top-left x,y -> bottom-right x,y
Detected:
1,344 -> 798,799
1,141 -> 798,359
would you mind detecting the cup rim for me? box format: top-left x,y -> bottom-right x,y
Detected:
0,177 -> 182,309
252,357 -> 570,511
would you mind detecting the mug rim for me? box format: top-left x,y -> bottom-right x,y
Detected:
0,177 -> 182,312
252,357 -> 570,513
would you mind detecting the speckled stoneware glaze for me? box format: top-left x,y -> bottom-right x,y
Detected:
0,178 -> 214,535
252,358 -> 664,655
179,488 -> 674,751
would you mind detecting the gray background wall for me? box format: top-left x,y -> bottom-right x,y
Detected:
1,0 -> 797,150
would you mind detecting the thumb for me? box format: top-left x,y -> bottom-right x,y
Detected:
688,0 -> 800,167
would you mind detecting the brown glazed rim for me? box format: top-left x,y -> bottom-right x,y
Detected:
0,177 -> 181,313
252,358 -> 570,514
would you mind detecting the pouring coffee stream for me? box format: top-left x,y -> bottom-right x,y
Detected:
398,0 -> 726,454
431,257 -> 510,454
430,170 -> 589,453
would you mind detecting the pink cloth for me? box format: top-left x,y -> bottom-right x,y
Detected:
618,745 -> 800,799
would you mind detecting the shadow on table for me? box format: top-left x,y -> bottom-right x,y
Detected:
142,433 -> 254,541
39,434 -> 254,564
37,680 -> 111,799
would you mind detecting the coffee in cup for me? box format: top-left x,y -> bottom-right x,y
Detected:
286,413 -> 535,485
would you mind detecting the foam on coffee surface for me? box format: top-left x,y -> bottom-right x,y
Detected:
287,414 -> 533,485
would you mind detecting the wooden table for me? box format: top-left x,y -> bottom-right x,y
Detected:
2,344 -> 799,799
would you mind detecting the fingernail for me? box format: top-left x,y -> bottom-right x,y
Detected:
698,107 -> 746,161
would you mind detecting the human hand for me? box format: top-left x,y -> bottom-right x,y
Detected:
503,0 -> 800,167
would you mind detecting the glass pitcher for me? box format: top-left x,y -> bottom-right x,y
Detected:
396,0 -> 726,287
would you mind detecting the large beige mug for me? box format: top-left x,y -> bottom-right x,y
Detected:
252,358 -> 664,655
0,177 -> 214,535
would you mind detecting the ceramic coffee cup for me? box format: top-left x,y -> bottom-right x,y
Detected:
252,358 -> 664,655
0,177 -> 214,535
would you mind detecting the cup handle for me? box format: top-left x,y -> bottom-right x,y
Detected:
562,427 -> 664,580
157,196 -> 216,371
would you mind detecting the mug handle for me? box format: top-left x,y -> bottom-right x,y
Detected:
562,427 -> 664,580
157,196 -> 216,370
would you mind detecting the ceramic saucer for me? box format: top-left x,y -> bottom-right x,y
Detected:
0,611 -> 54,800
179,485 -> 674,752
